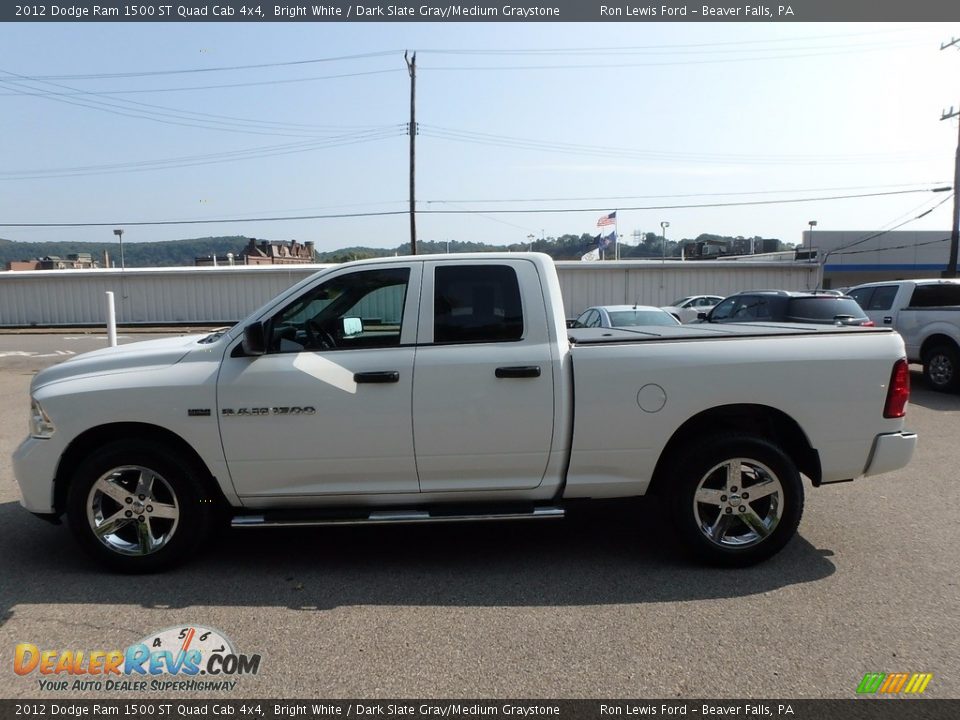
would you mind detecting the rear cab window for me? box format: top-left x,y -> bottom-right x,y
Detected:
433,265 -> 524,343
907,284 -> 960,308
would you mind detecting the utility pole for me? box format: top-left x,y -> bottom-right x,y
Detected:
940,104 -> 959,278
940,37 -> 959,277
405,51 -> 417,256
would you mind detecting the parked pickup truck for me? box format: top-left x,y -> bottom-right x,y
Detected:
14,254 -> 916,572
848,279 -> 960,392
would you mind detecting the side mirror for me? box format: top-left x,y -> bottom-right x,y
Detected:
242,322 -> 267,356
697,312 -> 708,321
342,317 -> 363,337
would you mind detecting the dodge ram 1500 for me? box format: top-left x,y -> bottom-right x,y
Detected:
13,254 -> 917,571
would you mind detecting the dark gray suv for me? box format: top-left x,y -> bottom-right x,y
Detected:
700,290 -> 874,326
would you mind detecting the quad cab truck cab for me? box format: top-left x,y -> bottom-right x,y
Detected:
14,254 -> 917,572
848,279 -> 960,393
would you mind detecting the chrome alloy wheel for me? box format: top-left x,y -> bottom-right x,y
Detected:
692,458 -> 784,549
86,465 -> 180,556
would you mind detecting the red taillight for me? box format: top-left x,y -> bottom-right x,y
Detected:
862,320 -> 875,327
884,358 -> 910,418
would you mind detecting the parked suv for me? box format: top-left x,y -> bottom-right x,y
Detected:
700,290 -> 873,326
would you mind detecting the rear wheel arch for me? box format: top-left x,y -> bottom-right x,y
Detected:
920,334 -> 960,362
647,404 -> 821,497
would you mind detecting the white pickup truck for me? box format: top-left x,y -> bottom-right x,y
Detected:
848,279 -> 960,392
14,253 -> 917,572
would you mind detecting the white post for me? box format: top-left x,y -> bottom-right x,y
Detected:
105,291 -> 117,347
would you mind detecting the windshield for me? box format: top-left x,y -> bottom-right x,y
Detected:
607,310 -> 679,327
669,297 -> 693,307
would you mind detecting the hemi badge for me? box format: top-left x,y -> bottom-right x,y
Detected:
188,409 -> 211,417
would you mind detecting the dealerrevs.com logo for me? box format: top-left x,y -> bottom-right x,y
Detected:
14,625 -> 261,693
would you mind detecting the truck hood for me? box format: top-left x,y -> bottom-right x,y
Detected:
31,334 -> 207,391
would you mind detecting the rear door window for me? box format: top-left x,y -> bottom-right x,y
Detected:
433,265 -> 524,343
847,287 -> 874,309
865,285 -> 898,311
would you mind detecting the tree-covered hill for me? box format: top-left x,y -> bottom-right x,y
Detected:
0,236 -> 252,268
1,231 -> 785,269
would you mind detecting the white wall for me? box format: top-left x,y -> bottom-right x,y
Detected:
0,260 -> 817,327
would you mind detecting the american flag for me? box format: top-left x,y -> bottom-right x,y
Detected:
597,211 -> 616,227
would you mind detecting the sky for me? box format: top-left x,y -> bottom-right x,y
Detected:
0,20 -> 958,253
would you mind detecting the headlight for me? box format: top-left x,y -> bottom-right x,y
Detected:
30,398 -> 55,439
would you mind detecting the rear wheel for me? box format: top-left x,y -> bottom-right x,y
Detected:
923,344 -> 960,392
668,434 -> 803,566
66,440 -> 212,573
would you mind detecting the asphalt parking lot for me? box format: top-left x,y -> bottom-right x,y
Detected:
0,332 -> 958,700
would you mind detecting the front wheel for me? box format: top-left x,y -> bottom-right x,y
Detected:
668,435 -> 804,566
66,440 -> 212,573
923,344 -> 960,392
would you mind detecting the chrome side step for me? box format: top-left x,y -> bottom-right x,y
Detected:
231,505 -> 564,529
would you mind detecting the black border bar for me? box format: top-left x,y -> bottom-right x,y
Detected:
3,0 -> 960,22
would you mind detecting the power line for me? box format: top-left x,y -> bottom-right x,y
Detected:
0,187 -> 947,228
832,236 -> 950,257
0,68 -> 403,98
425,183 -> 946,205
821,194 -> 954,261
0,69 -> 399,139
3,80 -> 395,131
7,29 -> 911,82
420,125 -> 928,166
420,43 -> 921,72
13,50 -> 404,80
0,127 -> 406,180
416,28 -> 917,54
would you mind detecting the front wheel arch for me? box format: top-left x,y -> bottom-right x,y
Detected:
66,438 -> 214,572
54,422 -> 226,516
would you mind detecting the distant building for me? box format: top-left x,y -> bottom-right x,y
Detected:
682,239 -> 728,258
681,236 -> 782,260
7,260 -> 41,271
240,238 -> 315,265
6,253 -> 98,271
195,238 -> 316,267
195,252 -> 239,268
804,230 -> 952,288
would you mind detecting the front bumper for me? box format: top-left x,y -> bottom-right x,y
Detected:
863,431 -> 918,477
12,435 -> 62,514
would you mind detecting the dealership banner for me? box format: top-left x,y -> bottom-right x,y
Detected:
3,0 -> 960,22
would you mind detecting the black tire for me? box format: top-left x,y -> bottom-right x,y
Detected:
668,434 -> 804,567
922,344 -> 960,393
66,440 -> 213,573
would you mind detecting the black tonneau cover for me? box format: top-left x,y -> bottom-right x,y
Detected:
568,323 -> 894,345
